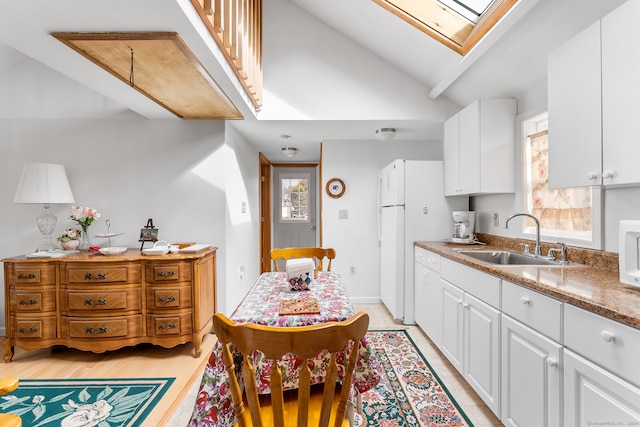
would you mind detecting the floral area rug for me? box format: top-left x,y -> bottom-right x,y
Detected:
355,330 -> 473,427
0,377 -> 174,427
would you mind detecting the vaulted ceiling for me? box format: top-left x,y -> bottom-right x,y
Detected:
0,0 -> 627,162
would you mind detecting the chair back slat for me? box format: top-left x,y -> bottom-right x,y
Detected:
319,354 -> 339,426
241,355 -> 262,427
270,365 -> 285,427
297,360 -> 312,427
270,247 -> 336,272
212,311 -> 369,427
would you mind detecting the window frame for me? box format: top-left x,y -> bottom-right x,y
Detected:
278,172 -> 311,224
517,109 -> 603,250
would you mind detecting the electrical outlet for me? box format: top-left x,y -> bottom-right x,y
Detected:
493,211 -> 499,227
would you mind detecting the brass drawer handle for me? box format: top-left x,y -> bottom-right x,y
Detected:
84,298 -> 108,306
159,323 -> 177,330
157,271 -> 175,277
18,273 -> 36,279
158,296 -> 177,303
85,326 -> 108,334
19,326 -> 39,333
19,299 -> 38,305
84,273 -> 107,281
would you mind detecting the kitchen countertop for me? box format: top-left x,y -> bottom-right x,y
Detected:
416,240 -> 640,330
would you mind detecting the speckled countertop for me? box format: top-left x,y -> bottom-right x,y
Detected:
416,234 -> 640,330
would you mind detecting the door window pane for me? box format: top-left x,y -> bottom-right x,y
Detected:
281,177 -> 309,222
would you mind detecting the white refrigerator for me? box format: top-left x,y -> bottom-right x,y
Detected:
378,159 -> 468,324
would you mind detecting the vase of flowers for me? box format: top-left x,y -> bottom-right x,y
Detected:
69,205 -> 101,249
58,228 -> 82,251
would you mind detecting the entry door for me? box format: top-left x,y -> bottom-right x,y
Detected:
273,167 -> 317,251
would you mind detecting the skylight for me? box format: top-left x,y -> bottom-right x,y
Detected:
438,0 -> 494,23
372,0 -> 516,55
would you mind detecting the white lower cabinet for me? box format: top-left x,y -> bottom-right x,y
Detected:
414,247 -> 442,346
441,278 -> 501,415
564,349 -> 640,426
501,315 -> 562,427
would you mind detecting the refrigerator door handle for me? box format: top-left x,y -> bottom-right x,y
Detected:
377,172 -> 382,242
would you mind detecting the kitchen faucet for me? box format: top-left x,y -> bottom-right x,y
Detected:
505,213 -> 541,256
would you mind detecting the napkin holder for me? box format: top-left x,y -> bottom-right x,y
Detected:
286,258 -> 315,291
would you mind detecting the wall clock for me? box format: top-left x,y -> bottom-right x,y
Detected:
326,178 -> 346,198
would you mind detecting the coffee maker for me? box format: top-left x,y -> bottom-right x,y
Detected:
452,211 -> 476,243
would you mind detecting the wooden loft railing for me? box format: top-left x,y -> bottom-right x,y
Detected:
191,0 -> 263,109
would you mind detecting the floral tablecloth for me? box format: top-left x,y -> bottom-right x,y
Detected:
188,272 -> 382,426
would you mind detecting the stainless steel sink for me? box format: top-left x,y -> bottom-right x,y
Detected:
454,250 -> 576,267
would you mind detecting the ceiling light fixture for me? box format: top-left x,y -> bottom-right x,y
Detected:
281,147 -> 299,157
375,128 -> 397,141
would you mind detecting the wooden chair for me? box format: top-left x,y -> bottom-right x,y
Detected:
0,377 -> 21,427
213,311 -> 369,427
270,247 -> 336,272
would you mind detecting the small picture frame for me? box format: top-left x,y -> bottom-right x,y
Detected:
139,218 -> 159,250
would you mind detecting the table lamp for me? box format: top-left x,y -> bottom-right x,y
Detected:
13,163 -> 75,251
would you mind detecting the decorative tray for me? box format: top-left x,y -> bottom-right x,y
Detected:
142,247 -> 169,256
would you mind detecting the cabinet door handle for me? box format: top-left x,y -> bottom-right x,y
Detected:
18,273 -> 36,279
587,172 -> 598,180
546,358 -> 557,368
19,326 -> 39,333
602,171 -> 613,179
461,302 -> 469,309
19,299 -> 38,305
521,297 -> 530,305
600,330 -> 615,342
158,296 -> 177,303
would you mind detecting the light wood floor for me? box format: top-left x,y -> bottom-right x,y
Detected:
3,304 -> 503,427
2,334 -> 216,426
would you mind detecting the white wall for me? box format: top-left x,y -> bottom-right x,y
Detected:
321,139 -> 443,302
223,123 -> 261,314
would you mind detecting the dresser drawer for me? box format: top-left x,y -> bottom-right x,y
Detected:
11,288 -> 56,313
9,264 -> 56,285
61,288 -> 141,312
564,304 -> 640,387
502,280 -> 563,342
147,286 -> 192,310
147,313 -> 193,336
61,315 -> 143,339
63,263 -> 141,285
415,246 -> 440,272
12,316 -> 57,339
146,261 -> 191,283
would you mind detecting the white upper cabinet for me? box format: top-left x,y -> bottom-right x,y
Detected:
444,99 -> 516,196
548,0 -> 640,188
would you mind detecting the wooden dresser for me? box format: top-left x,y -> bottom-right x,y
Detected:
2,247 -> 216,362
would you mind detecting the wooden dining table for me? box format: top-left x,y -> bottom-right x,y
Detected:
187,271 -> 382,426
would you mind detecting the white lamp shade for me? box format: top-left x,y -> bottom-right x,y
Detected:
13,163 -> 75,204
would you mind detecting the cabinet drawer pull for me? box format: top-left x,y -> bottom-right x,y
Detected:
546,358 -> 557,368
84,298 -> 108,306
84,273 -> 107,281
158,296 -> 177,303
85,326 -> 108,334
600,330 -> 615,342
19,299 -> 38,305
18,273 -> 36,280
159,323 -> 177,330
521,297 -> 531,305
157,271 -> 175,277
18,326 -> 39,333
